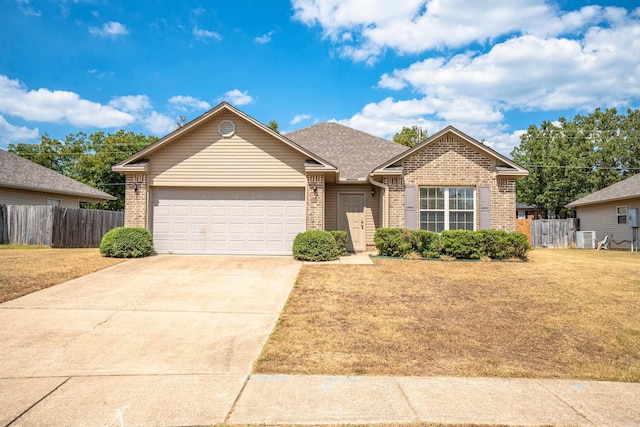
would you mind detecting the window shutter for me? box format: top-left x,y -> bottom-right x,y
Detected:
405,185 -> 416,230
479,186 -> 491,229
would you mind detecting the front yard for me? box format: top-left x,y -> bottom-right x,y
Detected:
0,246 -> 125,303
255,249 -> 640,381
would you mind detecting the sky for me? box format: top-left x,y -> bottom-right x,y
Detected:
1,0 -> 639,157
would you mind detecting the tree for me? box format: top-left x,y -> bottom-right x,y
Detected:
268,120 -> 279,133
9,130 -> 157,210
511,108 -> 639,218
176,116 -> 188,128
393,125 -> 428,147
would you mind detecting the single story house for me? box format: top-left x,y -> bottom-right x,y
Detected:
0,149 -> 116,207
113,102 -> 528,255
566,173 -> 640,250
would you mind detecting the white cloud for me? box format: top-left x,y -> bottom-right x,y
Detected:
168,95 -> 211,112
16,0 -> 40,16
109,95 -> 152,114
255,30 -> 275,44
193,26 -> 222,41
379,18 -> 640,112
89,21 -> 128,37
222,89 -> 253,106
0,75 -> 134,128
143,112 -> 177,135
0,115 -> 39,146
291,114 -> 312,125
292,0 -> 627,62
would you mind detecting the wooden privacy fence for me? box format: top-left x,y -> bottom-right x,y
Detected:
517,218 -> 578,248
0,204 -> 124,247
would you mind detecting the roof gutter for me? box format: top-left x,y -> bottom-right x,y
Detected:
369,174 -> 389,228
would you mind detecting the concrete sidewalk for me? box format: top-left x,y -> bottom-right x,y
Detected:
229,375 -> 640,426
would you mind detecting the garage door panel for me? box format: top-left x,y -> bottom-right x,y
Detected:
153,188 -> 304,255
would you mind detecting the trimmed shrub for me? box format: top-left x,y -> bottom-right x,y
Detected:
292,230 -> 340,261
373,228 -> 531,260
374,228 -> 413,257
476,230 -> 510,259
99,227 -> 154,258
503,232 -> 531,259
411,229 -> 442,254
441,230 -> 480,259
328,230 -> 348,256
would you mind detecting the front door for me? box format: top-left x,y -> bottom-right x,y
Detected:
338,194 -> 366,252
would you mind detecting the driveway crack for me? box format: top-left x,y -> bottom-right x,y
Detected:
48,310 -> 120,370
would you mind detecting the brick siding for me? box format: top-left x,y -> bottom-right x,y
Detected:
306,173 -> 324,230
387,134 -> 517,231
124,173 -> 148,228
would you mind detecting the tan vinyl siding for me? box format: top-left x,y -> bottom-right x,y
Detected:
0,187 -> 80,207
149,112 -> 307,187
575,198 -> 640,250
325,184 -> 380,246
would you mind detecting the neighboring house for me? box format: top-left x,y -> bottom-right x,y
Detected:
566,173 -> 640,250
0,149 -> 116,207
516,203 -> 541,220
113,102 -> 528,255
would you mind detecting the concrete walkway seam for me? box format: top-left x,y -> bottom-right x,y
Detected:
224,374 -> 251,424
5,377 -> 70,427
533,379 -> 595,426
392,377 -> 420,421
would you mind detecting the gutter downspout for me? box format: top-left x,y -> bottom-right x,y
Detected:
369,174 -> 389,228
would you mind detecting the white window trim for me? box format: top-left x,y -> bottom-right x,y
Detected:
617,206 -> 627,224
419,186 -> 476,232
47,198 -> 61,207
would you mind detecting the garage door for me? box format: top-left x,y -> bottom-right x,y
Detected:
152,188 -> 305,255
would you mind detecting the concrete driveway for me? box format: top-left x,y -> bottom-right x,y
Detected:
0,255 -> 301,426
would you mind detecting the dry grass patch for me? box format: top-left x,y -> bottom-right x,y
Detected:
0,246 -> 125,302
255,249 -> 640,381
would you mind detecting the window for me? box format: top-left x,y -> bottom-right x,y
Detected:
617,206 -> 627,224
517,210 -> 526,219
420,187 -> 475,232
47,199 -> 61,207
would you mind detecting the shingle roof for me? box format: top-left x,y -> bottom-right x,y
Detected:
285,122 -> 408,181
0,149 -> 116,201
566,173 -> 640,207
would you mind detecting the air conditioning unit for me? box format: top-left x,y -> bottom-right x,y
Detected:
576,231 -> 596,249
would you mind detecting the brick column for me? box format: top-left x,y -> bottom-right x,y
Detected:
384,177 -> 405,228
492,178 -> 517,231
306,173 -> 324,230
124,173 -> 148,228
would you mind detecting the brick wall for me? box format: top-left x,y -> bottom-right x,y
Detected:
306,173 -> 324,230
387,134 -> 517,231
124,173 -> 148,228
383,177 -> 405,228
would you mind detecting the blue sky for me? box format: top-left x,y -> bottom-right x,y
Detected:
1,0 -> 639,156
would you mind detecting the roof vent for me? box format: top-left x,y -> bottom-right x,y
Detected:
218,120 -> 236,137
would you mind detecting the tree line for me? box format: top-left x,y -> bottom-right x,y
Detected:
511,108 -> 640,218
9,131 -> 157,210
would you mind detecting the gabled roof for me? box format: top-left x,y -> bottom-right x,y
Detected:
567,173 -> 640,208
0,149 -> 116,201
286,122 -> 407,181
113,102 -> 336,173
372,125 -> 529,177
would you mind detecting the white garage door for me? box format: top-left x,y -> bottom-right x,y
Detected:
152,188 -> 305,255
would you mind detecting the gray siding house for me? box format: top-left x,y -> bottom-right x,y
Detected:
567,173 -> 640,250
